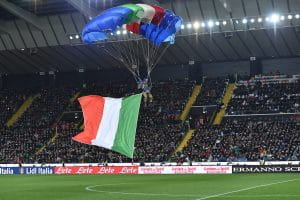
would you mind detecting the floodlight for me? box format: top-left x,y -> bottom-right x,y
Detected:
207,21 -> 214,27
193,21 -> 200,29
258,18 -> 263,23
270,14 -> 279,23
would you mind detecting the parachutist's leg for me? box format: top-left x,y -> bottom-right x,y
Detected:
143,92 -> 148,106
149,93 -> 153,103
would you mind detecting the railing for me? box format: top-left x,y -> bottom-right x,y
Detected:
225,113 -> 300,117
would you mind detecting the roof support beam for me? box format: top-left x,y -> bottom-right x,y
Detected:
0,20 -> 9,34
0,0 -> 43,30
64,0 -> 98,18
142,0 -> 160,5
218,0 -> 232,13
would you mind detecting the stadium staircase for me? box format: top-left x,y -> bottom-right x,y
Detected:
174,129 -> 195,154
180,85 -> 201,122
213,83 -> 235,125
34,92 -> 81,156
70,92 -> 81,103
34,129 -> 59,155
6,95 -> 38,127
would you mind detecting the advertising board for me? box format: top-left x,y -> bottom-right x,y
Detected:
0,167 -> 20,174
54,166 -> 138,174
233,166 -> 300,173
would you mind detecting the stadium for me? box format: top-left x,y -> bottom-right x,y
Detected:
0,0 -> 300,200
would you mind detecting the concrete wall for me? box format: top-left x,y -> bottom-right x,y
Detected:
262,58 -> 300,75
1,57 -> 300,89
202,61 -> 250,77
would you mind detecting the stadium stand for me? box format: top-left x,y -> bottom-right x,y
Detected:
0,76 -> 299,164
0,86 -> 78,163
175,76 -> 300,162
195,77 -> 228,106
190,77 -> 228,125
179,116 -> 299,162
30,80 -> 194,163
0,89 -> 31,127
227,81 -> 300,115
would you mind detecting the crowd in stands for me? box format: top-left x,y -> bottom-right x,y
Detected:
15,86 -> 78,128
195,77 -> 227,106
0,89 -> 31,126
0,86 -> 78,164
27,80 -> 194,163
190,77 -> 228,125
0,75 -> 299,164
228,81 -> 300,115
178,116 -> 299,162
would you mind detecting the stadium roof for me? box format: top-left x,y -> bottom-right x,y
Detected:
0,0 -> 300,74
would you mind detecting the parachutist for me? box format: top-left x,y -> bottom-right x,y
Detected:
139,78 -> 153,106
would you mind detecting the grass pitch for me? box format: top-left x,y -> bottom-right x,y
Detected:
0,174 -> 299,200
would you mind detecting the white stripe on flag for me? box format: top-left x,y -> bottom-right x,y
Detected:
92,97 -> 122,149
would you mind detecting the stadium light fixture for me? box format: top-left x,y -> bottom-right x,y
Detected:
122,30 -> 127,35
20,48 -> 25,51
222,20 -> 227,25
250,18 -> 255,23
75,35 -> 80,39
270,14 -> 279,23
258,18 -> 263,23
265,17 -> 270,22
187,23 -> 192,29
69,36 -> 73,40
288,14 -> 293,19
296,14 -> 300,19
242,18 -> 248,24
207,21 -> 214,28
235,20 -> 239,24
116,30 -> 121,35
215,21 -> 220,26
193,21 -> 200,29
201,22 -> 206,28
181,24 -> 185,29
280,15 -> 285,20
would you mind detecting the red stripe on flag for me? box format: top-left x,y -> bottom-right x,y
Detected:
72,96 -> 105,145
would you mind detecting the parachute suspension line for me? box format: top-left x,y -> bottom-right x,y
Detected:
119,42 -> 135,70
147,40 -> 150,75
139,39 -> 147,68
149,44 -> 160,70
124,40 -> 141,80
134,40 -> 141,77
149,44 -> 170,73
103,43 -> 140,83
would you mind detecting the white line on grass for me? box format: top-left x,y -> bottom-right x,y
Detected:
86,183 -> 202,198
86,179 -> 299,199
216,194 -> 300,198
196,179 -> 299,200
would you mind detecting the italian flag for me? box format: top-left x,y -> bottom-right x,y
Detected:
73,94 -> 142,158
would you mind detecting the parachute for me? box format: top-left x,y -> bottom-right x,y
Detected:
82,3 -> 182,86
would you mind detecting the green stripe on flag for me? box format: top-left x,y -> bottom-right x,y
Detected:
112,94 -> 142,158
